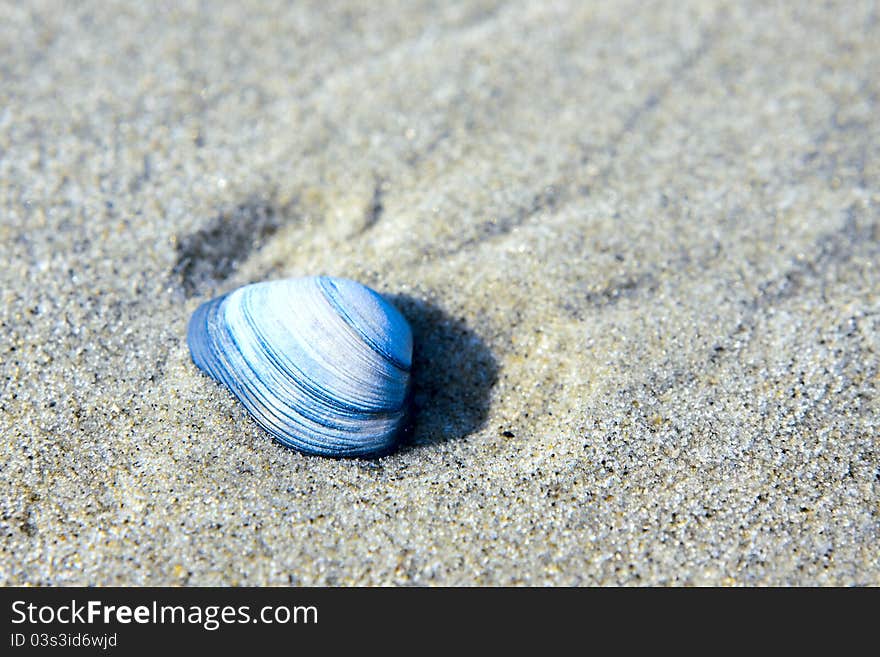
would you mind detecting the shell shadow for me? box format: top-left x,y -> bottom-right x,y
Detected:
386,295 -> 499,449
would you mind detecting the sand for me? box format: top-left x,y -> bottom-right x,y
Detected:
1,0 -> 877,585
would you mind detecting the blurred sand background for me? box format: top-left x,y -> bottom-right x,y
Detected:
1,0 -> 877,584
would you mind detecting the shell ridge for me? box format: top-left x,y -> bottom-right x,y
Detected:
252,280 -> 401,407
189,294 -> 329,448
239,289 -> 407,416
231,290 -> 405,451
318,277 -> 411,373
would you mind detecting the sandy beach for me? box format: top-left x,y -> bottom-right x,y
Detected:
1,0 -> 877,585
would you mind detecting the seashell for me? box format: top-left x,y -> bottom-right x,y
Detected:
187,276 -> 413,458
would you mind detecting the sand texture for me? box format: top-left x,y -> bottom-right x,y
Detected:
1,0 -> 878,585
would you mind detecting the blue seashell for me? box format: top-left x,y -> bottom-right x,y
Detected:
187,276 -> 413,458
